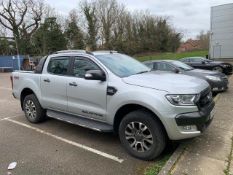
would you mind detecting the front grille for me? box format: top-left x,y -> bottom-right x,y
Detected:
222,76 -> 228,82
226,65 -> 233,72
197,87 -> 213,108
220,74 -> 228,81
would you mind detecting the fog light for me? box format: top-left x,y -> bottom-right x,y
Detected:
183,125 -> 192,130
179,125 -> 197,132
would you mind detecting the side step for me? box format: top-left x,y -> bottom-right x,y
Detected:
47,110 -> 113,132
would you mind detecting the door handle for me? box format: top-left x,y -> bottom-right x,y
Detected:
69,82 -> 78,87
44,79 -> 50,83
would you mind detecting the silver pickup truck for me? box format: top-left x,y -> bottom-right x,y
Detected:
11,50 -> 215,160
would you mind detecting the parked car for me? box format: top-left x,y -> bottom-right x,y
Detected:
180,57 -> 232,75
143,60 -> 228,92
11,50 -> 215,160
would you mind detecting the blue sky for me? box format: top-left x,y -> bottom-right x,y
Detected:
46,0 -> 233,40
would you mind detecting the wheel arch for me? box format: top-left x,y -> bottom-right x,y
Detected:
113,103 -> 167,137
20,88 -> 37,110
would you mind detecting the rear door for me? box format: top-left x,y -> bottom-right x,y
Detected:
40,56 -> 71,112
67,57 -> 108,121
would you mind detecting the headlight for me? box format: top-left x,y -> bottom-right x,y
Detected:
205,75 -> 221,81
166,94 -> 199,106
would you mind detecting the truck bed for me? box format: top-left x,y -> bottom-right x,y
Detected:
12,71 -> 42,100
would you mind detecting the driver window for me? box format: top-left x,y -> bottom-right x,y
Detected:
73,58 -> 100,78
190,58 -> 201,63
157,62 -> 173,71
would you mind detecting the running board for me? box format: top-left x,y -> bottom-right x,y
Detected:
47,110 -> 113,132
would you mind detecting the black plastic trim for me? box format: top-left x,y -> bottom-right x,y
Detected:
107,86 -> 117,96
175,101 -> 215,132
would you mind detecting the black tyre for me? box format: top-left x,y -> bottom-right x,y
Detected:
23,94 -> 46,123
212,66 -> 223,73
119,110 -> 166,160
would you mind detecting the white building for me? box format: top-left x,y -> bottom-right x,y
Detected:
210,3 -> 233,59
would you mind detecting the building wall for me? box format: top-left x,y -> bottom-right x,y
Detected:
210,3 -> 233,59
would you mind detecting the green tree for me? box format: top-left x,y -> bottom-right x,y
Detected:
65,10 -> 85,50
32,17 -> 67,55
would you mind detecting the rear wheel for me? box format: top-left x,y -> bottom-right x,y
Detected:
119,110 -> 166,160
212,66 -> 223,73
23,94 -> 46,123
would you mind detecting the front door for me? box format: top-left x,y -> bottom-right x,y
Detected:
40,56 -> 71,112
67,57 -> 108,121
189,58 -> 206,69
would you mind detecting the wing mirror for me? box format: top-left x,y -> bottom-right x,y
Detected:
85,70 -> 106,81
201,61 -> 206,64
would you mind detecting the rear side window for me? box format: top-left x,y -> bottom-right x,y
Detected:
189,58 -> 202,63
156,62 -> 174,71
47,57 -> 70,75
144,62 -> 154,69
181,58 -> 190,63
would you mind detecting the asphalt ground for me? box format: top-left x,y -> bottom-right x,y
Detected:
0,73 -> 168,175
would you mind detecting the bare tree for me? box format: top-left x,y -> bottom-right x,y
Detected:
0,0 -> 44,54
197,30 -> 210,50
96,0 -> 124,49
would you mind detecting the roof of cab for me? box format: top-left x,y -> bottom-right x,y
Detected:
52,50 -> 118,56
143,60 -> 176,63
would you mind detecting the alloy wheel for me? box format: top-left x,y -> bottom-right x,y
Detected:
213,67 -> 223,73
125,121 -> 153,152
25,100 -> 37,120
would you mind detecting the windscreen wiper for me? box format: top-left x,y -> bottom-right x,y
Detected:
135,71 -> 150,75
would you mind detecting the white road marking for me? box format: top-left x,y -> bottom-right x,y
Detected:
0,87 -> 12,91
0,115 -> 20,121
5,118 -> 124,163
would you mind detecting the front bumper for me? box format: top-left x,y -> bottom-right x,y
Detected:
175,101 -> 215,132
223,66 -> 233,75
162,87 -> 215,140
208,79 -> 228,92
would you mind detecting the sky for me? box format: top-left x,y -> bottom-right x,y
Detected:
46,0 -> 233,40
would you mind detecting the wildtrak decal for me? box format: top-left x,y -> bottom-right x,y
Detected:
82,110 -> 103,117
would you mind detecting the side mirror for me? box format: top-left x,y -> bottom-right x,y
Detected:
85,70 -> 106,81
174,68 -> 180,74
201,61 -> 206,64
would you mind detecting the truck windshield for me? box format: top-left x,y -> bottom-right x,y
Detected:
95,54 -> 150,77
171,61 -> 194,71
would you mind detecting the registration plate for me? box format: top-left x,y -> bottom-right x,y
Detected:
210,109 -> 216,120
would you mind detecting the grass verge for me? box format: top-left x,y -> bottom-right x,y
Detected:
144,154 -> 172,175
224,137 -> 233,175
136,50 -> 208,62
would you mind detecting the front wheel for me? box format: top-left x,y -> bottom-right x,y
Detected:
119,110 -> 166,160
23,94 -> 46,123
212,66 -> 223,73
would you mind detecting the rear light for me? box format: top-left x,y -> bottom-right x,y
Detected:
10,75 -> 13,89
